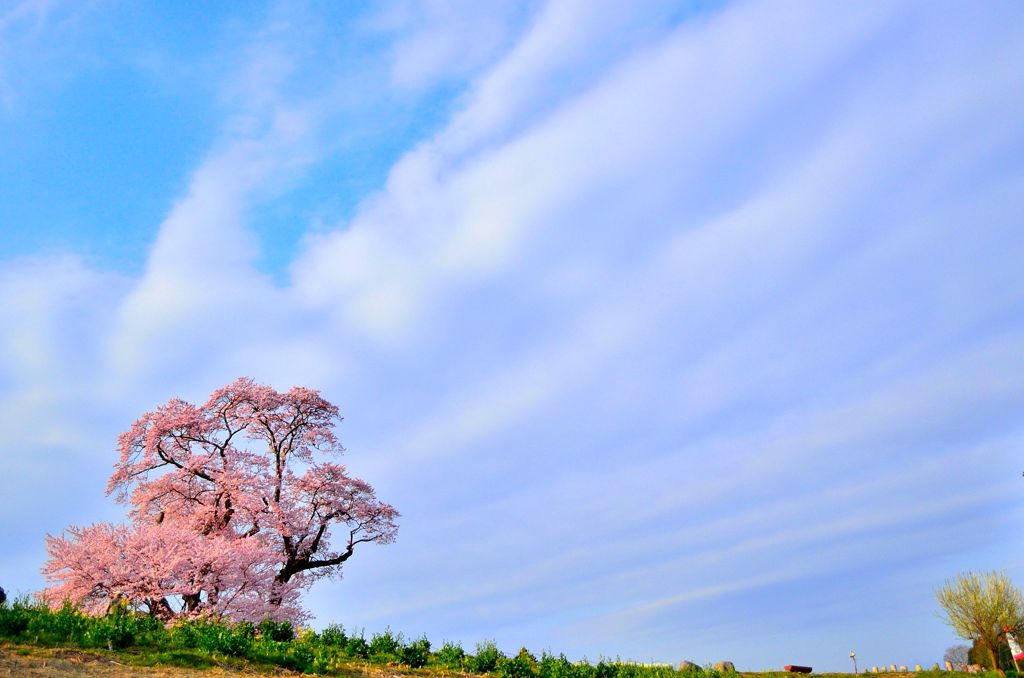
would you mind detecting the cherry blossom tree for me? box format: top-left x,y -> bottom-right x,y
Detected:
41,521 -> 302,621
41,378 -> 398,621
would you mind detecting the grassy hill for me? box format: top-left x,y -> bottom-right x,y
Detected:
0,597 -> 1006,678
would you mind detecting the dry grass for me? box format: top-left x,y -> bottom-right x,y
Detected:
0,643 -> 282,676
0,642 -> 486,677
2,644 -> 986,678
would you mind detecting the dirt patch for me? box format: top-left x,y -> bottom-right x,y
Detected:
0,643 -> 294,676
0,644 -> 482,677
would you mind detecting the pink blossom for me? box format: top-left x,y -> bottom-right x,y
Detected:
43,377 -> 398,622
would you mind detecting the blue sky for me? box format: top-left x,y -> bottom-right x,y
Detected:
1,0 -> 1023,671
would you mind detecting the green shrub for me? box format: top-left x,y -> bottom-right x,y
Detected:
80,605 -> 136,649
0,596 -> 757,678
472,640 -> 505,673
13,599 -> 167,650
169,617 -> 255,656
248,637 -> 314,673
219,622 -> 256,656
538,652 -> 577,678
369,627 -> 405,661
573,659 -> 595,678
501,648 -> 538,678
401,636 -> 431,668
310,643 -> 341,674
0,595 -> 37,638
258,617 -> 294,642
436,640 -> 467,668
593,660 -> 618,678
345,632 -> 370,658
168,618 -> 199,648
26,601 -> 86,643
282,641 -> 315,672
320,623 -> 347,647
616,664 -> 642,678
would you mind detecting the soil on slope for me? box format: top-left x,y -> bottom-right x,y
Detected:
0,643 -> 469,678
0,643 -> 275,676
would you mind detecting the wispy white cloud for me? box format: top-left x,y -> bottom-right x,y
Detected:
1,0 -> 1023,670
291,0 -> 904,342
0,0 -> 103,109
0,0 -> 56,105
369,0 -> 534,92
289,2 -> 1024,664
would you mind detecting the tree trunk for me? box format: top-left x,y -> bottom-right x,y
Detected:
269,572 -> 291,606
988,642 -> 1005,677
182,592 -> 202,613
148,596 -> 175,620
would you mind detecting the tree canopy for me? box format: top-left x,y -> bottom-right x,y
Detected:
936,571 -> 1023,673
41,377 -> 398,622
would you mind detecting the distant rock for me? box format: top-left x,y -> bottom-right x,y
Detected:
0,586 -> 6,606
679,661 -> 702,672
964,666 -> 983,674
713,661 -> 736,673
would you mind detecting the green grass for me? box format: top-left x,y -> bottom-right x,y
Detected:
0,596 -> 1009,677
114,648 -> 219,670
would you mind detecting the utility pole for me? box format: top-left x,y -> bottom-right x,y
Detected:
850,651 -> 858,674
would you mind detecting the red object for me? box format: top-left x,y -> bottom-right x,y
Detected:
784,666 -> 813,674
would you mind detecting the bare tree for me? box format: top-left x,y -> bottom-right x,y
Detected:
943,645 -> 969,671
